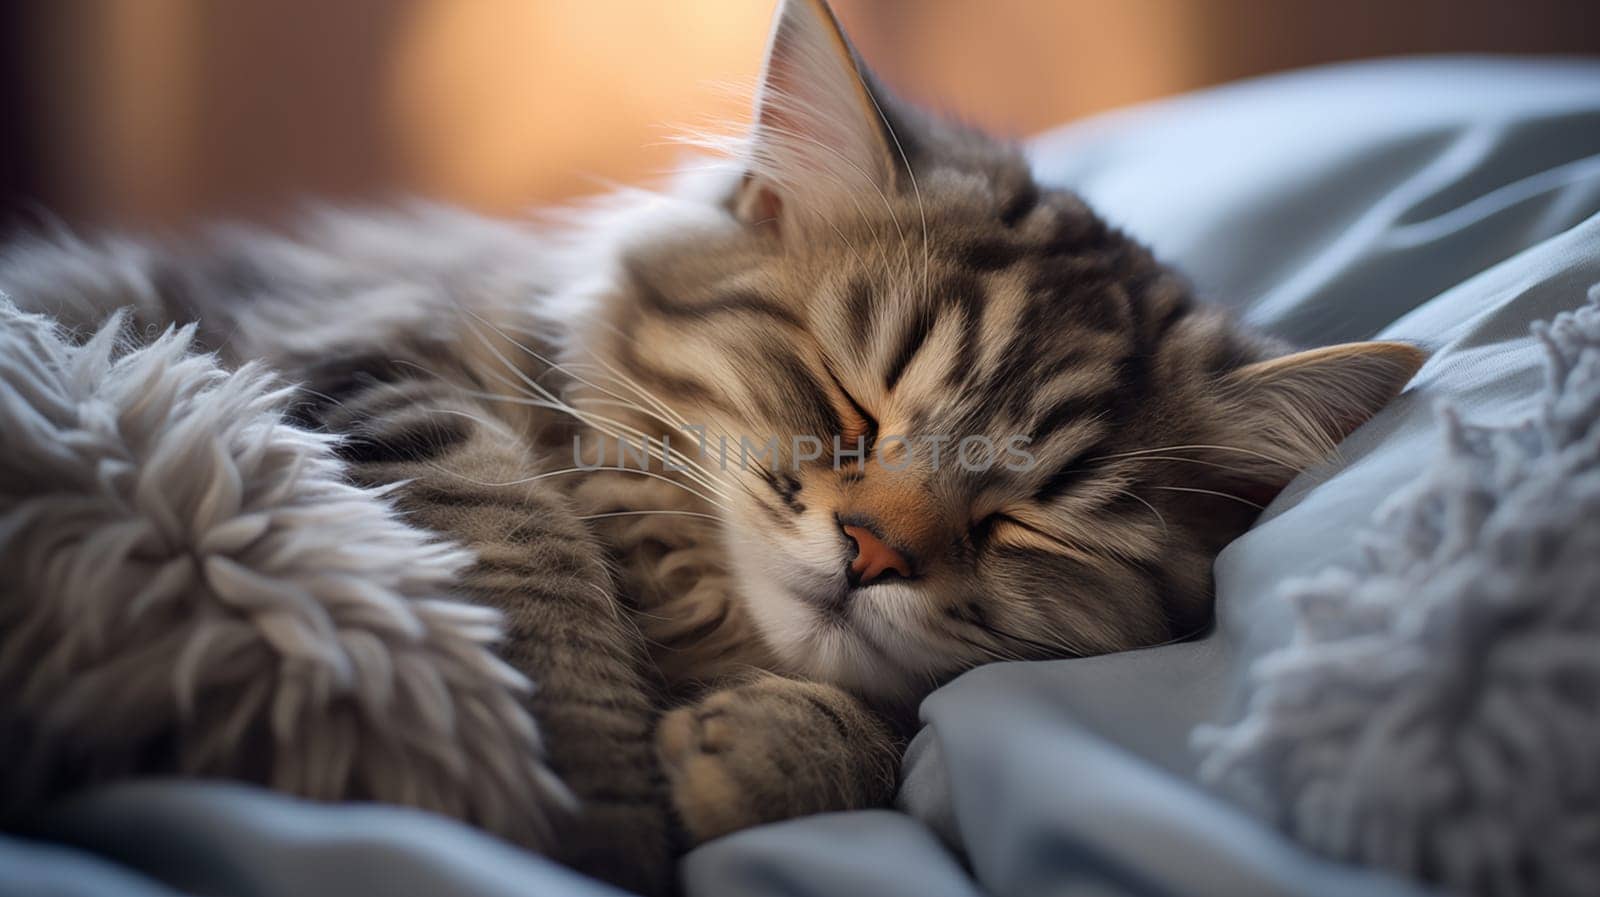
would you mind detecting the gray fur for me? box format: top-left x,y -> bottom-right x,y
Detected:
0,0 -> 1427,887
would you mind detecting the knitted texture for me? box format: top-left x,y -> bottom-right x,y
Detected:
0,299 -> 570,849
1197,286 -> 1600,897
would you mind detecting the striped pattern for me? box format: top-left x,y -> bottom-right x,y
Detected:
572,0 -> 1418,848
598,184 -> 1264,678
295,342 -> 673,895
0,0 -> 1423,877
656,672 -> 899,842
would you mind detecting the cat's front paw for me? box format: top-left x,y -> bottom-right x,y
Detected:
655,675 -> 897,845
656,688 -> 770,844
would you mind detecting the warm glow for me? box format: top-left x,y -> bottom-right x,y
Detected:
387,1 -> 771,212
18,0 -> 1596,229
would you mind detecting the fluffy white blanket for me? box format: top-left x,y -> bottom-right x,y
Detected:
0,299 -> 568,847
1198,287 -> 1600,897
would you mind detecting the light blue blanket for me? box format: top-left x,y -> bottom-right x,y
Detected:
7,56 -> 1600,897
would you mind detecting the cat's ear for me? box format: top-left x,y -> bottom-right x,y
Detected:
735,0 -> 900,235
1202,341 -> 1426,505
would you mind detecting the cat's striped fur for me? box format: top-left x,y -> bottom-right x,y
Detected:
0,0 -> 1423,891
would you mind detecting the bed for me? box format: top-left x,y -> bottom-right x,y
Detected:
6,56 -> 1600,897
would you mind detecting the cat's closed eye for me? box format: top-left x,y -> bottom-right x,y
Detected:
972,511 -> 1079,555
827,371 -> 878,448
970,511 -> 1029,548
969,512 -> 1005,547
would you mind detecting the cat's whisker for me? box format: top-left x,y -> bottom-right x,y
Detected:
945,610 -> 1089,662
559,388 -> 746,493
1098,454 -> 1259,477
579,510 -> 724,523
565,391 -> 774,511
421,462 -> 733,514
570,396 -> 670,416
458,323 -> 565,406
1098,443 -> 1295,468
292,385 -> 351,417
559,321 -> 779,487
562,353 -> 781,504
424,373 -> 675,491
467,311 -> 699,440
564,392 -> 711,457
416,404 -> 512,434
465,380 -> 731,501
455,336 -> 731,498
565,392 -> 693,442
445,306 -> 633,437
494,318 -> 566,349
1109,487 -> 1169,534
544,346 -> 695,430
948,630 -> 1027,664
351,359 -> 607,462
574,422 -> 729,495
823,221 -> 866,269
857,67 -> 932,314
512,399 -> 731,500
557,324 -> 779,495
1151,485 -> 1264,510
957,627 -> 1041,664
565,358 -> 694,431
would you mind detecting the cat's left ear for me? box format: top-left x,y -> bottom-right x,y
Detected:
1198,340 -> 1427,505
735,0 -> 902,235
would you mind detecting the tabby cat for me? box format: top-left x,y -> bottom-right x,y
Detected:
0,0 -> 1423,892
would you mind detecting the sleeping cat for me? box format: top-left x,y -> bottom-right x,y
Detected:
0,0 -> 1423,893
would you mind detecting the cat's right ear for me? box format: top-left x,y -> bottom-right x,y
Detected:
1198,340 -> 1426,506
735,0 -> 901,236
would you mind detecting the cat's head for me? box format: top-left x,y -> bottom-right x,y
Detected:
583,0 -> 1423,701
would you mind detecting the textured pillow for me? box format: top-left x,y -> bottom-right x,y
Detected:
0,300 -> 568,847
1196,288 -> 1600,897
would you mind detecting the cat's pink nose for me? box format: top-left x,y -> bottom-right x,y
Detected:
842,524 -> 912,587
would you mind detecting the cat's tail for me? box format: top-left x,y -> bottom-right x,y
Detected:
0,298 -> 574,851
0,228 -> 229,348
0,202 -> 564,368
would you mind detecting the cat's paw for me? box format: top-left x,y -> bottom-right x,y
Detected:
656,688 -> 771,844
655,676 -> 897,845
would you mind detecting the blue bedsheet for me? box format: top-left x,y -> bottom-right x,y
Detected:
7,56 -> 1600,897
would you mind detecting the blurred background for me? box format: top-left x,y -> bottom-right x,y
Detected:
4,1 -> 1597,232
